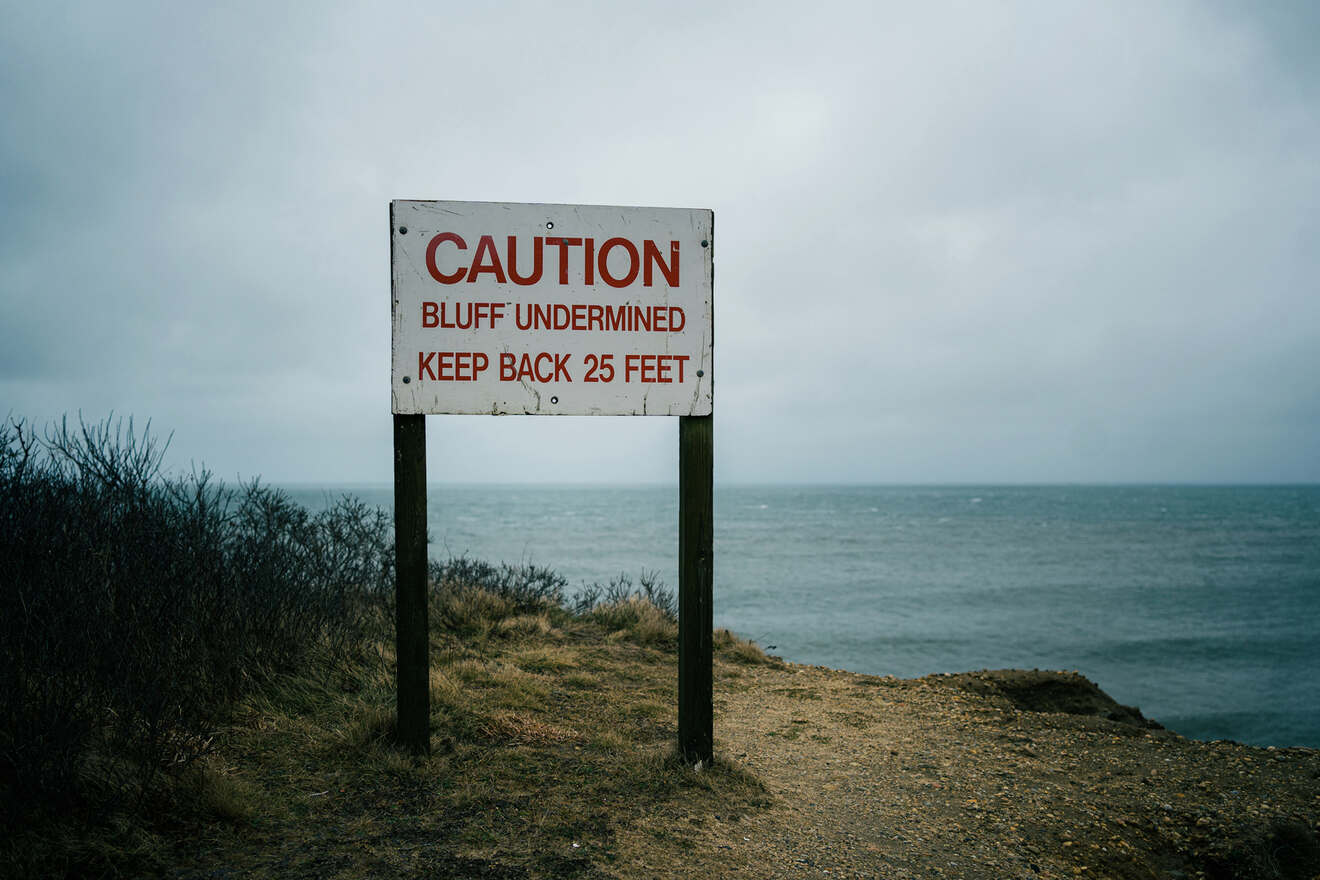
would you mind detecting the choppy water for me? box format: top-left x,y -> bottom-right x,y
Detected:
285,484 -> 1320,748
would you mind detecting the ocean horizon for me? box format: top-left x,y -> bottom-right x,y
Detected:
284,482 -> 1320,749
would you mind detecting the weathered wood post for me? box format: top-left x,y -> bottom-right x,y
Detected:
393,412 -> 430,754
679,414 -> 714,764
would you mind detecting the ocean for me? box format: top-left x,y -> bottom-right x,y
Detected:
285,484 -> 1320,748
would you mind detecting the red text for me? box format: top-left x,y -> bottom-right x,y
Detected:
426,234 -> 680,288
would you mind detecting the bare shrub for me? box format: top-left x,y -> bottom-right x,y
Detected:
571,570 -> 676,621
0,414 -> 393,822
430,556 -> 567,612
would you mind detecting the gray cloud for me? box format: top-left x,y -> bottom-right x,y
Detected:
2,0 -> 1316,483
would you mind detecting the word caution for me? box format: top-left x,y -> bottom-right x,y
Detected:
426,233 -> 680,288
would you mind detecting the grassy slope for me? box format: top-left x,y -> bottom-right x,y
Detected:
151,593 -> 770,879
10,588 -> 1319,879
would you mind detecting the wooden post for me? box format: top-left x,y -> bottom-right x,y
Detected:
393,413 -> 430,755
678,414 -> 714,764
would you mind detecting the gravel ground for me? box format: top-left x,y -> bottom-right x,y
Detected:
620,661 -> 1320,880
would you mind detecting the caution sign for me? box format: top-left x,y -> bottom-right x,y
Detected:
391,200 -> 713,416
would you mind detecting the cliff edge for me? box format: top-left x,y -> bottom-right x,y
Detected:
140,616 -> 1319,880
685,658 -> 1320,880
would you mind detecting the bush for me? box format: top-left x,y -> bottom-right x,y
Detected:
572,570 -> 676,621
0,414 -> 393,820
429,556 -> 568,612
425,561 -> 680,646
1,411 -> 684,827
589,597 -> 678,646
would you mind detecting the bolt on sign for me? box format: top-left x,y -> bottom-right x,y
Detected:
391,200 -> 713,416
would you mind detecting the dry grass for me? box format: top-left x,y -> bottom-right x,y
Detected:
479,711 -> 580,745
496,611 -> 556,639
714,627 -> 780,665
591,596 -> 679,646
514,644 -> 579,674
4,574 -> 768,879
185,758 -> 265,824
129,588 -> 770,879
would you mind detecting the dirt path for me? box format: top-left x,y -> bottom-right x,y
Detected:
621,661 -> 1320,880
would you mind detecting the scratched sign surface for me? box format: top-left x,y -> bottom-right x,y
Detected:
391,200 -> 713,416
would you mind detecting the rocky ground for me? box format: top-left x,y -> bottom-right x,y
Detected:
620,662 -> 1320,879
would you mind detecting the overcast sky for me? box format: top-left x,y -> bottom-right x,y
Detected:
3,1 -> 1317,484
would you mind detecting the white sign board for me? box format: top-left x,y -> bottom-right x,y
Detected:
391,200 -> 713,416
